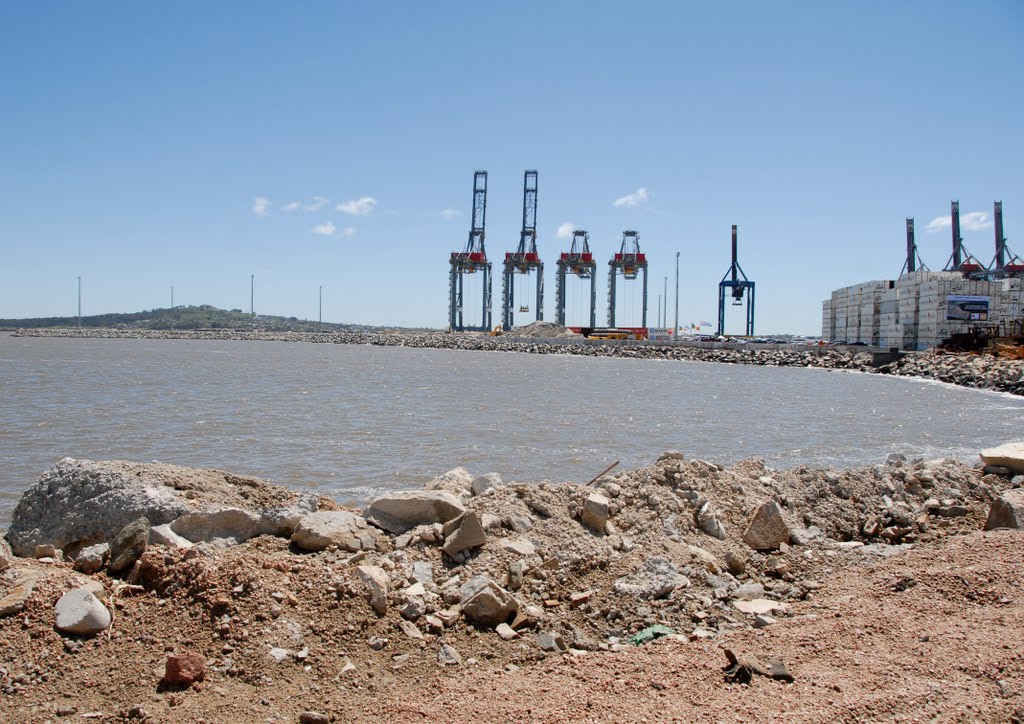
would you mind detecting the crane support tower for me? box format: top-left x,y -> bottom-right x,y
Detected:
501,170 -> 544,331
717,225 -> 755,336
555,230 -> 597,327
943,200 -> 988,277
990,201 -> 1024,276
449,171 -> 492,332
899,217 -> 928,276
607,230 -> 648,327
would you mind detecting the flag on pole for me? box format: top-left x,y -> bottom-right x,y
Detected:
700,320 -> 711,327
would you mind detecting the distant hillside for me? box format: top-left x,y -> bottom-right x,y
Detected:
0,305 -> 427,333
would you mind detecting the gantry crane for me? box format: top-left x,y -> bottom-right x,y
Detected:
989,201 -> 1023,277
555,230 -> 597,327
449,171 -> 492,332
717,225 -> 755,336
607,230 -> 648,328
501,170 -> 544,331
899,217 -> 928,276
943,200 -> 988,278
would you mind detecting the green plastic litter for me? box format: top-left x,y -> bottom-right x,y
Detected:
630,624 -> 675,645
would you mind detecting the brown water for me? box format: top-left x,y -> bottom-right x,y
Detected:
2,333 -> 1022,527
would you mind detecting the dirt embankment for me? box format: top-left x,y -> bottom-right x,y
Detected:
1,451 -> 1023,722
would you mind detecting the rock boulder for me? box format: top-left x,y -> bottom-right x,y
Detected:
291,511 -> 384,552
364,490 -> 466,534
984,489 -> 1024,530
54,588 -> 111,635
980,442 -> 1024,475
742,501 -> 790,550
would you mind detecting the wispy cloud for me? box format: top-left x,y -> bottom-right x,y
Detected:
925,210 -> 992,233
306,196 -> 329,212
613,187 -> 649,208
340,226 -> 357,237
556,222 -> 575,239
439,208 -> 461,220
311,221 -> 337,236
282,201 -> 302,212
252,196 -> 270,216
337,196 -> 378,216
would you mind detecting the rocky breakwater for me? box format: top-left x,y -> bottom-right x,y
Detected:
1,444 -> 1023,709
17,327 -> 1024,396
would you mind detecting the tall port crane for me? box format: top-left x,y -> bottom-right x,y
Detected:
989,201 -> 1023,277
501,170 -> 544,331
607,230 -> 648,328
448,171 -> 492,332
899,217 -> 928,276
716,224 -> 755,336
943,200 -> 988,277
555,229 -> 597,327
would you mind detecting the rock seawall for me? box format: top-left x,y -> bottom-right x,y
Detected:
14,328 -> 1024,396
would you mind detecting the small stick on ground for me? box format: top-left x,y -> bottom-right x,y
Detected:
586,461 -> 619,486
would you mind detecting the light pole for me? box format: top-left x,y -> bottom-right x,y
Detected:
674,252 -> 680,337
77,276 -> 81,329
657,294 -> 662,326
663,276 -> 668,330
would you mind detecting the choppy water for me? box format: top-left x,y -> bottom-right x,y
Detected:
2,333 -> 1023,528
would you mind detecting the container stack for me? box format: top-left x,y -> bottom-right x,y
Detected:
823,271 -> 1023,350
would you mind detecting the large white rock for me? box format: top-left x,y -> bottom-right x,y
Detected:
364,491 -> 466,534
7,458 -> 322,556
54,588 -> 111,635
291,511 -> 383,552
460,576 -> 518,628
980,442 -> 1024,475
742,501 -> 790,551
581,493 -> 609,533
471,473 -> 502,497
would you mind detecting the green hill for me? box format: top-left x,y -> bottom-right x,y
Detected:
0,305 -> 419,332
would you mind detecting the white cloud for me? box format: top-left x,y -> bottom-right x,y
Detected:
282,201 -> 301,212
337,196 -> 378,216
311,221 -> 336,236
340,226 -> 357,237
440,208 -> 461,220
925,210 -> 992,233
613,187 -> 649,208
306,196 -> 329,212
556,222 -> 575,239
252,196 -> 270,216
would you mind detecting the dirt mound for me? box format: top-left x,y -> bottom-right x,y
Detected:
0,452 -> 1021,721
509,321 -> 580,338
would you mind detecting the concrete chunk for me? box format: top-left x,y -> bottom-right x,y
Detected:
980,442 -> 1024,475
291,511 -> 382,552
443,512 -> 487,557
985,489 -> 1024,530
742,501 -> 790,550
581,493 -> 609,533
356,565 -> 390,615
365,491 -> 466,534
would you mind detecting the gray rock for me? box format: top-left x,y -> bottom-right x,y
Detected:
437,643 -> 462,665
426,467 -> 474,494
742,501 -> 790,550
697,502 -> 727,540
74,543 -> 109,574
356,565 -> 389,615
471,473 -> 502,496
412,561 -> 434,585
985,489 -> 1024,530
291,511 -> 383,552
613,556 -> 685,600
980,442 -> 1024,475
442,512 -> 487,557
169,508 -> 262,545
364,490 -> 466,534
460,577 -> 518,628
6,458 -> 321,557
54,588 -> 111,635
35,543 -> 58,559
108,517 -> 150,573
537,631 -> 567,652
581,493 -> 609,533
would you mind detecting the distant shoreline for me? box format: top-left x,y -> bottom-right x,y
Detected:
9,327 -> 1024,396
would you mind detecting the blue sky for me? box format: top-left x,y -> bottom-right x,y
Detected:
1,1 -> 1021,334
